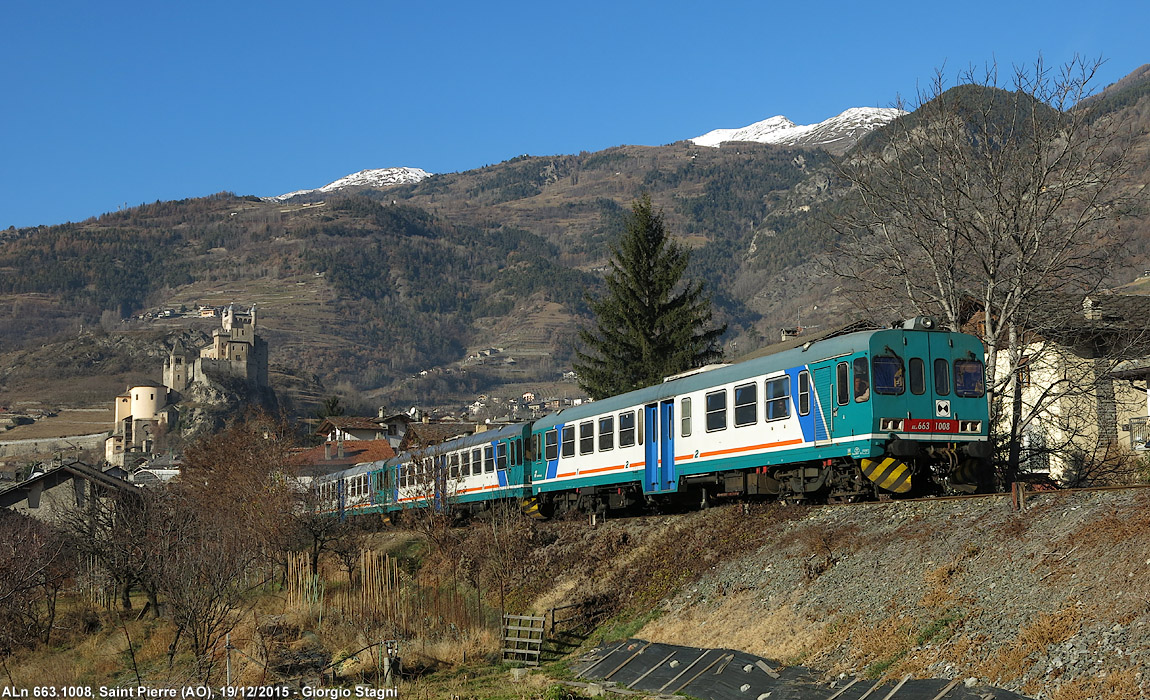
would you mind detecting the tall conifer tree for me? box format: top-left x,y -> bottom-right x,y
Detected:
574,194 -> 725,400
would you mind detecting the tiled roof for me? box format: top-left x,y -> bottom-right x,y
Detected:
323,416 -> 387,431
291,439 -> 397,477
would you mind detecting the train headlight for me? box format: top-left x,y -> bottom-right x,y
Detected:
959,420 -> 982,433
880,417 -> 905,431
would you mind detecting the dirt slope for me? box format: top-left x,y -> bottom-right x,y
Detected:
523,489 -> 1150,699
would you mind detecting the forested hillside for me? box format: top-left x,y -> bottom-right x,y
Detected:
2,65 -> 1149,413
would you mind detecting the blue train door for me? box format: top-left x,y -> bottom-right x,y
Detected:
659,400 -> 677,492
644,404 -> 658,492
813,366 -> 833,446
643,401 -> 678,494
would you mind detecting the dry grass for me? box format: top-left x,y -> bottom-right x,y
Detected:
638,590 -> 828,663
1047,667 -> 1144,700
0,408 -> 115,439
850,614 -> 917,677
397,663 -> 562,700
977,608 -> 1081,687
919,561 -> 961,608
4,614 -> 186,688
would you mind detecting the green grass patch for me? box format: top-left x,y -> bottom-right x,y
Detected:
864,656 -> 900,679
588,609 -> 664,648
916,610 -> 964,646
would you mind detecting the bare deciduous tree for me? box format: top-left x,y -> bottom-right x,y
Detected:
156,412 -> 300,680
826,55 -> 1144,481
0,510 -> 70,650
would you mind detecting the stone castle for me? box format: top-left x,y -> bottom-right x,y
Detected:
105,305 -> 269,466
163,304 -> 268,393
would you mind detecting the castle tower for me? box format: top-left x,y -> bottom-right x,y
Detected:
163,340 -> 193,393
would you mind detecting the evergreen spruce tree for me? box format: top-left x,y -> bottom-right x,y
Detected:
574,194 -> 726,400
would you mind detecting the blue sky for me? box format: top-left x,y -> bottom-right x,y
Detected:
3,0 -> 1147,229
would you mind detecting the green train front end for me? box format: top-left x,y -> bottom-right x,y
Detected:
784,316 -> 992,500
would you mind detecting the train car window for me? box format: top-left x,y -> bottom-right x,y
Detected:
484,446 -> 495,473
561,425 -> 576,458
619,411 -> 636,447
497,443 -> 508,470
472,448 -> 482,474
934,358 -> 951,395
529,434 -> 540,461
705,390 -> 727,432
954,359 -> 985,397
766,377 -> 790,420
461,450 -> 471,477
681,398 -> 692,437
638,412 -> 644,444
734,383 -> 758,426
873,356 -> 905,395
545,430 -> 558,461
909,358 -> 925,395
513,439 -> 522,466
837,363 -> 850,405
853,358 -> 871,402
798,371 -> 810,415
580,421 -> 594,455
599,416 -> 615,451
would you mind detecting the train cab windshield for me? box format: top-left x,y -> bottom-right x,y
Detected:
954,359 -> 986,397
872,356 -> 906,395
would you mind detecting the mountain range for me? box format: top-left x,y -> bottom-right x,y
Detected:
1,67 -> 1148,416
267,107 -> 898,204
268,167 -> 433,202
689,107 -> 905,153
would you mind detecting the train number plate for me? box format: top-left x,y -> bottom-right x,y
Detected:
905,419 -> 957,433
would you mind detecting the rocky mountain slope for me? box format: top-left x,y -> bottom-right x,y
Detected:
1,67 -> 1149,415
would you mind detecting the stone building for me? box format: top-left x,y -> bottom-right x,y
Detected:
163,304 -> 268,394
105,305 -> 271,467
104,384 -> 176,466
992,293 -> 1150,484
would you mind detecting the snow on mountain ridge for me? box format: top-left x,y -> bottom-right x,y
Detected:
267,167 -> 432,202
691,107 -> 905,153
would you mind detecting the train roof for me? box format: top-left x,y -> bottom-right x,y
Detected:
396,421 -> 531,460
312,460 -> 380,483
534,321 -> 981,430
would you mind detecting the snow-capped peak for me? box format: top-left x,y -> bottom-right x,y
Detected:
267,167 -> 433,202
690,107 -> 905,154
